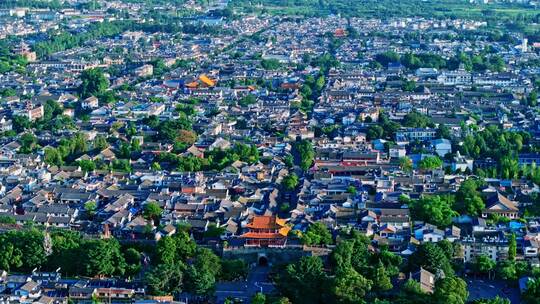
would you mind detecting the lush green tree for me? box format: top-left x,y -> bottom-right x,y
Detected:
371,261 -> 393,292
294,140 -> 315,171
13,115 -> 31,132
399,156 -> 413,172
252,293 -> 266,304
261,58 -> 282,70
471,297 -> 511,304
302,222 -> 333,246
93,135 -> 109,151
84,201 -> 97,217
408,242 -> 454,277
124,248 -> 142,277
19,133 -> 37,154
143,201 -> 162,224
402,80 -> 417,92
346,185 -> 357,195
367,125 -> 384,140
374,51 -> 400,66
454,179 -> 485,216
78,159 -> 96,172
0,240 -> 22,271
78,68 -> 109,98
397,279 -> 429,304
282,173 -> 299,190
237,94 -> 257,107
402,111 -> 432,128
496,260 -> 516,281
146,262 -> 185,296
472,255 -> 495,276
44,147 -> 63,166
276,256 -> 329,304
418,156 -> 443,170
46,230 -> 83,275
155,236 -> 177,266
523,277 -> 540,303
433,277 -> 468,304
80,239 -> 126,277
220,259 -> 248,281
408,195 -> 457,227
184,248 -> 221,295
331,267 -> 372,304
508,233 -> 516,261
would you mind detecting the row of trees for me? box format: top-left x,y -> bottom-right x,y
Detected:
0,229 -> 137,277
154,143 -> 260,172
403,178 -> 485,227
0,228 -> 249,297
276,231 -> 474,304
146,231 -> 247,296
373,50 -> 505,72
293,139 -> 315,171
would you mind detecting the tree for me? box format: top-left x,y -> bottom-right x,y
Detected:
346,185 -> 357,195
80,239 -> 126,277
367,125 -> 384,140
155,236 -> 177,266
418,156 -> 443,170
496,260 -> 517,281
220,259 -> 248,281
399,156 -> 413,172
408,242 -> 454,277
454,179 -> 485,216
282,173 -> 299,190
294,140 -> 315,171
44,147 -> 63,166
408,195 -> 457,227
252,293 -> 266,304
13,115 -> 31,132
146,263 -> 184,296
523,277 -> 540,304
332,267 -> 372,304
433,277 -> 468,304
508,233 -> 516,261
19,133 -> 37,154
78,159 -> 96,172
398,279 -> 429,304
5,229 -> 47,271
374,51 -> 400,66
184,248 -> 221,295
276,256 -> 328,304
261,58 -> 282,70
471,297 -> 511,304
143,201 -> 162,224
78,68 -> 109,98
472,255 -> 495,277
371,261 -> 392,292
0,239 -> 22,271
302,222 -> 333,246
84,201 -> 97,217
43,99 -> 63,121
93,135 -> 108,151
124,248 -> 142,277
175,129 -> 197,149
403,111 -> 433,128
237,94 -> 257,107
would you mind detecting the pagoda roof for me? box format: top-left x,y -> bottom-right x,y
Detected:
246,216 -> 286,229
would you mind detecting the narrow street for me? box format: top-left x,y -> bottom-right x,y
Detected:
215,266 -> 275,303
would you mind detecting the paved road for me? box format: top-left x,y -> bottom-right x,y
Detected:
467,278 -> 521,304
215,266 -> 275,303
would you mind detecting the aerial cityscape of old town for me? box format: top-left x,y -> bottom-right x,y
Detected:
0,0 -> 540,303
